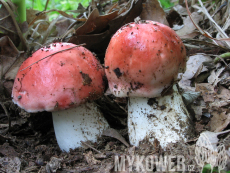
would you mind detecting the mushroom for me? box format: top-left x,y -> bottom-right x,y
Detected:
12,42 -> 109,152
105,20 -> 194,148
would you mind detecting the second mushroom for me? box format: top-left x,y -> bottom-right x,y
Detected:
105,20 -> 194,148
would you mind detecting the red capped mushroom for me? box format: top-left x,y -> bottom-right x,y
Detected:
105,20 -> 194,148
12,42 -> 109,152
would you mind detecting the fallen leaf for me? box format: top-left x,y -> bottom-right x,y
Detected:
55,17 -> 75,36
140,0 -> 169,26
208,111 -> 230,132
176,12 -> 203,37
195,83 -> 215,102
179,54 -> 212,91
166,6 -> 183,28
0,36 -> 24,79
178,78 -> 195,92
172,4 -> 188,16
0,36 -> 26,81
70,30 -> 109,51
208,67 -> 225,87
210,85 -> 230,108
3,80 -> 14,96
96,162 -> 114,173
219,71 -> 230,87
26,9 -> 48,33
102,128 -> 129,147
217,85 -> 230,100
84,151 -> 101,165
191,99 -> 206,120
195,122 -> 205,133
0,143 -> 18,157
0,157 -> 21,173
46,157 -> 62,173
182,54 -> 212,80
68,0 -> 142,57
4,53 -> 26,80
75,8 -> 119,35
0,1 -> 18,44
182,91 -> 201,105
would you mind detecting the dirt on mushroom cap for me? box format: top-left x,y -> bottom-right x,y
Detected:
12,43 -> 105,112
105,20 -> 186,98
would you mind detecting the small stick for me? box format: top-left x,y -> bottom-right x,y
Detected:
80,141 -> 101,153
20,44 -> 86,72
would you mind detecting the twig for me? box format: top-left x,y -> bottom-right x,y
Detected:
104,95 -> 127,113
80,141 -> 101,153
44,0 -> 49,11
41,16 -> 60,45
20,44 -> 86,72
1,0 -> 28,50
197,0 -> 230,48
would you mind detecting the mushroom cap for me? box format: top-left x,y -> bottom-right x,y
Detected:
12,43 -> 105,112
105,20 -> 186,98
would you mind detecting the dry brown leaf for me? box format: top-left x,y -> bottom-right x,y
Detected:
208,67 -> 225,87
195,83 -> 215,102
219,71 -> 230,88
192,99 -> 207,120
102,128 -> 129,147
0,1 -> 28,49
173,4 -> 188,16
0,36 -> 26,80
179,54 -> 212,91
208,111 -> 230,132
68,0 -> 142,55
3,80 -> 14,96
46,157 -> 62,173
26,9 -> 49,33
4,54 -> 26,80
0,1 -> 17,38
70,30 -> 109,50
0,36 -> 21,78
140,0 -> 169,26
217,86 -> 230,101
84,151 -> 101,165
55,17 -> 75,36
181,54 -> 212,81
178,79 -> 194,91
210,85 -> 230,108
179,31 -> 200,39
96,162 -> 114,173
176,12 -> 203,37
0,157 -> 21,172
75,8 -> 119,35
0,36 -> 25,97
26,9 -> 47,24
0,143 -> 18,157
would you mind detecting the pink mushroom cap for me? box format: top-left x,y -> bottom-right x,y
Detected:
12,43 -> 105,112
105,20 -> 186,98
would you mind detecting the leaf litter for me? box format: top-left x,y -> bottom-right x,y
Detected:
0,0 -> 230,172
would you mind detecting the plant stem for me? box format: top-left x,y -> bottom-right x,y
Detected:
12,0 -> 26,23
214,52 -> 230,63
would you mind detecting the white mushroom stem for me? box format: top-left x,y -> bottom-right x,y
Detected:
52,102 -> 109,152
128,84 -> 193,148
